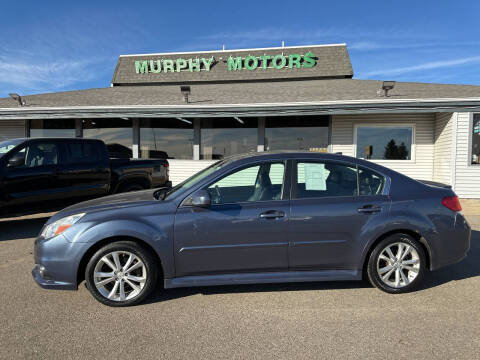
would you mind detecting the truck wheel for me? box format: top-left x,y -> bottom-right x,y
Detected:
85,241 -> 158,307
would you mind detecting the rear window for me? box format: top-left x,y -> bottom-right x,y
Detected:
65,142 -> 100,164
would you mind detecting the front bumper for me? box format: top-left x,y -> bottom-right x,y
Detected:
32,264 -> 76,290
32,234 -> 90,291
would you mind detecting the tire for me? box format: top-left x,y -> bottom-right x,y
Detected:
367,233 -> 426,294
85,241 -> 158,307
118,183 -> 146,193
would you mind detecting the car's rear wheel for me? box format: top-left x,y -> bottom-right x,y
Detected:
367,233 -> 426,293
85,241 -> 158,306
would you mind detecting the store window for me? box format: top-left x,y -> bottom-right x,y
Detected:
201,117 -> 257,160
83,118 -> 132,158
356,125 -> 413,160
140,118 -> 193,159
265,116 -> 329,152
30,119 -> 76,138
472,114 -> 480,165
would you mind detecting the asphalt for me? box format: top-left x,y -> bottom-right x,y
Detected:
0,216 -> 479,359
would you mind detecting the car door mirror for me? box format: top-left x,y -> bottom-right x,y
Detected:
7,153 -> 25,168
188,190 -> 211,207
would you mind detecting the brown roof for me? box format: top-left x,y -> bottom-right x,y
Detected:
2,79 -> 480,109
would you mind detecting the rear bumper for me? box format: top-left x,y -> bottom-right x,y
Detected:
429,213 -> 471,270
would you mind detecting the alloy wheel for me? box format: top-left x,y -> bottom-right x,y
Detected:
93,251 -> 147,301
376,242 -> 420,288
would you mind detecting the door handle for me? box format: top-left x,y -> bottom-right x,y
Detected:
357,205 -> 381,214
259,210 -> 285,219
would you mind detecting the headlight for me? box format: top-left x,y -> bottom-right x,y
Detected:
41,213 -> 86,239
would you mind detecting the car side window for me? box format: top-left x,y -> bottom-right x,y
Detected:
65,142 -> 100,164
207,162 -> 285,204
295,161 -> 358,199
9,143 -> 58,168
358,166 -> 385,195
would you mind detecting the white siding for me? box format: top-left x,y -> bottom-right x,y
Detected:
433,113 -> 454,185
454,112 -> 480,198
168,159 -> 216,185
331,113 -> 435,180
0,120 -> 25,141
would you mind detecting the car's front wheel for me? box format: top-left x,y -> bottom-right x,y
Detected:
367,233 -> 426,293
85,241 -> 158,306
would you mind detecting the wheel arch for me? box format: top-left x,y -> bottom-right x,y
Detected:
361,229 -> 432,275
76,236 -> 164,286
114,177 -> 151,193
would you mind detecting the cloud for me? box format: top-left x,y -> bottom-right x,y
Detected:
0,58 -> 107,95
360,56 -> 480,77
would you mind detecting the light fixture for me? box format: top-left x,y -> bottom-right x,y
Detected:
234,116 -> 244,124
176,117 -> 192,124
381,81 -> 396,97
180,85 -> 191,103
9,93 -> 25,106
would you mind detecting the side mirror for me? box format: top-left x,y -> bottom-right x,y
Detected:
7,153 -> 25,168
187,190 -> 211,207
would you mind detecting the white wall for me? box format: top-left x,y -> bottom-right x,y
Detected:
0,120 -> 25,141
454,112 -> 480,198
168,159 -> 216,185
331,113 -> 435,180
433,113 -> 454,185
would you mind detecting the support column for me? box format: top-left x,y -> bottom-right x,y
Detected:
327,115 -> 332,153
132,118 -> 140,158
25,119 -> 30,137
257,117 -> 265,152
75,118 -> 83,138
193,118 -> 201,160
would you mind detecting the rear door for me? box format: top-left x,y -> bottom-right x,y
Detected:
288,160 -> 390,270
58,140 -> 110,197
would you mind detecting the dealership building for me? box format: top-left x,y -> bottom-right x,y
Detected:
1,43 -> 480,203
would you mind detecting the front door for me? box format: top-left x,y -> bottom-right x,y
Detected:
174,161 -> 289,277
2,141 -> 62,205
288,160 -> 390,270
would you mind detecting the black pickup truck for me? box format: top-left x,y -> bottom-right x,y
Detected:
0,138 -> 170,211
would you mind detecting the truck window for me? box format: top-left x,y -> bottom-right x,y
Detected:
65,142 -> 100,164
10,142 -> 58,168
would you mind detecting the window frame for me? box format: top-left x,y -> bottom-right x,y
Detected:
469,113 -> 480,166
353,123 -> 416,163
291,159 -> 389,200
7,140 -> 60,169
200,160 -> 290,206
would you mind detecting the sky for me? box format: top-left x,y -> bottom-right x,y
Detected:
1,0 -> 480,97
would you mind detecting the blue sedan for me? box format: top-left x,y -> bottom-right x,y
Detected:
33,152 -> 471,306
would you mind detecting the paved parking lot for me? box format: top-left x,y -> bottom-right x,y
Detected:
0,216 -> 479,359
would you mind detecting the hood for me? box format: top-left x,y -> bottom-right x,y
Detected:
51,189 -> 161,221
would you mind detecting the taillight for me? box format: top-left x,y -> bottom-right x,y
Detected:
164,162 -> 169,167
442,196 -> 462,212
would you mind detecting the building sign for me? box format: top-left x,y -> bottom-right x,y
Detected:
134,52 -> 316,74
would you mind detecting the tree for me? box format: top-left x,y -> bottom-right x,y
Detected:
383,139 -> 399,159
397,142 -> 409,160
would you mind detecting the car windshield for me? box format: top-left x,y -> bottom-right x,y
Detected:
0,139 -> 23,157
163,159 -> 229,200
